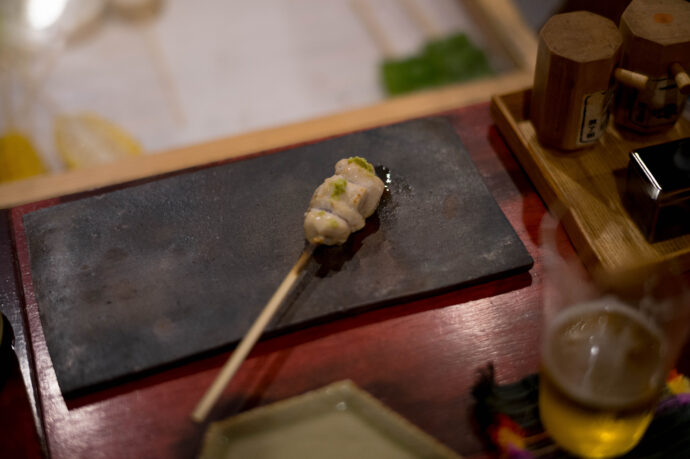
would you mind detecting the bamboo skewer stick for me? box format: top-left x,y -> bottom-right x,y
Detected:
16,41 -> 65,128
350,0 -> 396,59
111,0 -> 187,126
138,24 -> 187,126
191,243 -> 317,423
399,0 -> 441,40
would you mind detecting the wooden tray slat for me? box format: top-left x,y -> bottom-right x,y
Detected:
491,89 -> 690,281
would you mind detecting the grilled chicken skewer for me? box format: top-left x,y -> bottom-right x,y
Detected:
191,157 -> 384,422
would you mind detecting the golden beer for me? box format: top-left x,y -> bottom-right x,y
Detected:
540,299 -> 667,458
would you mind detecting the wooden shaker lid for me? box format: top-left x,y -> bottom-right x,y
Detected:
540,11 -> 622,63
620,0 -> 690,75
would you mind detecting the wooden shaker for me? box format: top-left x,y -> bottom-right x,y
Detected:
530,12 -> 622,150
614,0 -> 690,134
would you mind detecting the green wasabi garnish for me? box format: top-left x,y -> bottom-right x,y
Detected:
348,156 -> 374,174
331,177 -> 347,197
328,217 -> 340,229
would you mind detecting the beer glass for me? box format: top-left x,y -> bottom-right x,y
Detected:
540,296 -> 667,458
538,219 -> 690,457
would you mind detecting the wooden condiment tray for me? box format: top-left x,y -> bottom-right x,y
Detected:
491,88 -> 690,282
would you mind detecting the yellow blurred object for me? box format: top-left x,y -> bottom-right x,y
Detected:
0,131 -> 47,182
667,370 -> 690,395
55,113 -> 142,169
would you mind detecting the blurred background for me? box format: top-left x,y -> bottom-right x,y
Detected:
0,0 -> 637,182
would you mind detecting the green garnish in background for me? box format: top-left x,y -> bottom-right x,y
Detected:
381,33 -> 493,96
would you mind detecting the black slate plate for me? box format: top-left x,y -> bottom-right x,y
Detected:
23,117 -> 533,395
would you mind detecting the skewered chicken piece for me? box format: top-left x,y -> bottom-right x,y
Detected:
305,156 -> 385,245
335,157 -> 385,217
304,209 -> 350,246
309,176 -> 367,231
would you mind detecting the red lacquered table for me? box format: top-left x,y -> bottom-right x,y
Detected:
0,102 -> 585,458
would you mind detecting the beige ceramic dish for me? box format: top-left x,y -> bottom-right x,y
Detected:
198,380 -> 462,459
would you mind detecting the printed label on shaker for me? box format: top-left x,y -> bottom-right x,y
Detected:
578,89 -> 612,145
